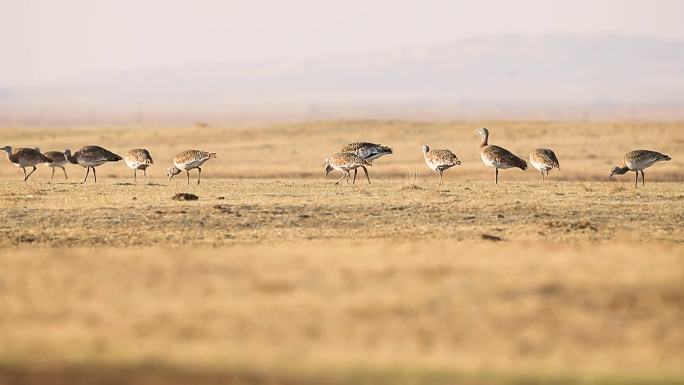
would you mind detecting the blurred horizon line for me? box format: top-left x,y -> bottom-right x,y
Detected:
3,100 -> 684,126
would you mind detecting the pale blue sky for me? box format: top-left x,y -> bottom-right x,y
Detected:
1,0 -> 683,87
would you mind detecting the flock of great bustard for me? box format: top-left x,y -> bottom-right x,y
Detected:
1,127 -> 672,187
325,127 -> 671,187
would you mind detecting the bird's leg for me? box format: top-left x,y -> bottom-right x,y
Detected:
197,167 -> 202,185
133,169 -> 137,184
641,170 -> 645,186
143,169 -> 147,184
82,167 -> 90,184
25,166 -> 37,181
634,171 -> 638,188
362,166 -> 371,184
186,170 -> 190,185
439,170 -> 443,185
352,168 -> 357,184
541,170 -> 545,185
346,170 -> 352,184
495,168 -> 499,184
51,167 -> 55,181
92,167 -> 97,183
334,171 -> 346,185
62,167 -> 68,179
22,167 -> 27,182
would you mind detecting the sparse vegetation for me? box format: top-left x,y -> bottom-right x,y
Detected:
0,121 -> 682,384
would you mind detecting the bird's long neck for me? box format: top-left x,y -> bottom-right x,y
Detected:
615,166 -> 629,175
65,152 -> 77,164
3,148 -> 13,161
479,132 -> 488,148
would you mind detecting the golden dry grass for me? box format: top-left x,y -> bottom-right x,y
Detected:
0,179 -> 683,246
0,121 -> 683,384
1,243 -> 683,385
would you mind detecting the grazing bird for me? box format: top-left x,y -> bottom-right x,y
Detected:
341,142 -> 393,183
529,148 -> 560,184
324,152 -> 372,185
64,145 -> 122,184
476,128 -> 527,184
609,150 -> 671,187
124,148 -> 154,184
1,146 -> 52,181
167,150 -> 217,185
422,145 -> 461,184
43,150 -> 69,180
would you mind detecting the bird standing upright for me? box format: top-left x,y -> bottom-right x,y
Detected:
124,148 -> 154,184
529,148 -> 560,184
422,145 -> 461,184
476,128 -> 527,184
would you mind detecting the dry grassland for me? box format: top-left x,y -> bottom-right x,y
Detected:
0,121 -> 682,384
0,179 -> 682,247
0,243 -> 683,385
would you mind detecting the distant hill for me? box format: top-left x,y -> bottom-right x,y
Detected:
2,35 -> 684,123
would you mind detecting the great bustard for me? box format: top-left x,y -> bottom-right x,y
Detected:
43,150 -> 69,180
124,149 -> 154,184
1,146 -> 52,181
341,142 -> 392,183
422,145 -> 461,184
530,148 -> 560,184
167,150 -> 217,185
324,152 -> 372,185
476,128 -> 527,184
64,146 -> 122,184
609,150 -> 671,187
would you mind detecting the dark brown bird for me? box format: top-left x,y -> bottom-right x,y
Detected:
1,146 -> 52,181
65,145 -> 122,184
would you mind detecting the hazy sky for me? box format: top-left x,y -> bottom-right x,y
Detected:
1,0 -> 683,87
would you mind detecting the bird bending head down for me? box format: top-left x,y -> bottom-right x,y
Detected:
324,159 -> 333,176
609,166 -> 629,177
167,167 -> 182,180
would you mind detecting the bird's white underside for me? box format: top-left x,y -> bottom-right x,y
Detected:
480,153 -> 514,169
174,157 -> 211,170
530,159 -> 552,172
625,158 -> 660,171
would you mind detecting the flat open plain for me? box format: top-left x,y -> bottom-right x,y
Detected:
0,121 -> 682,384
